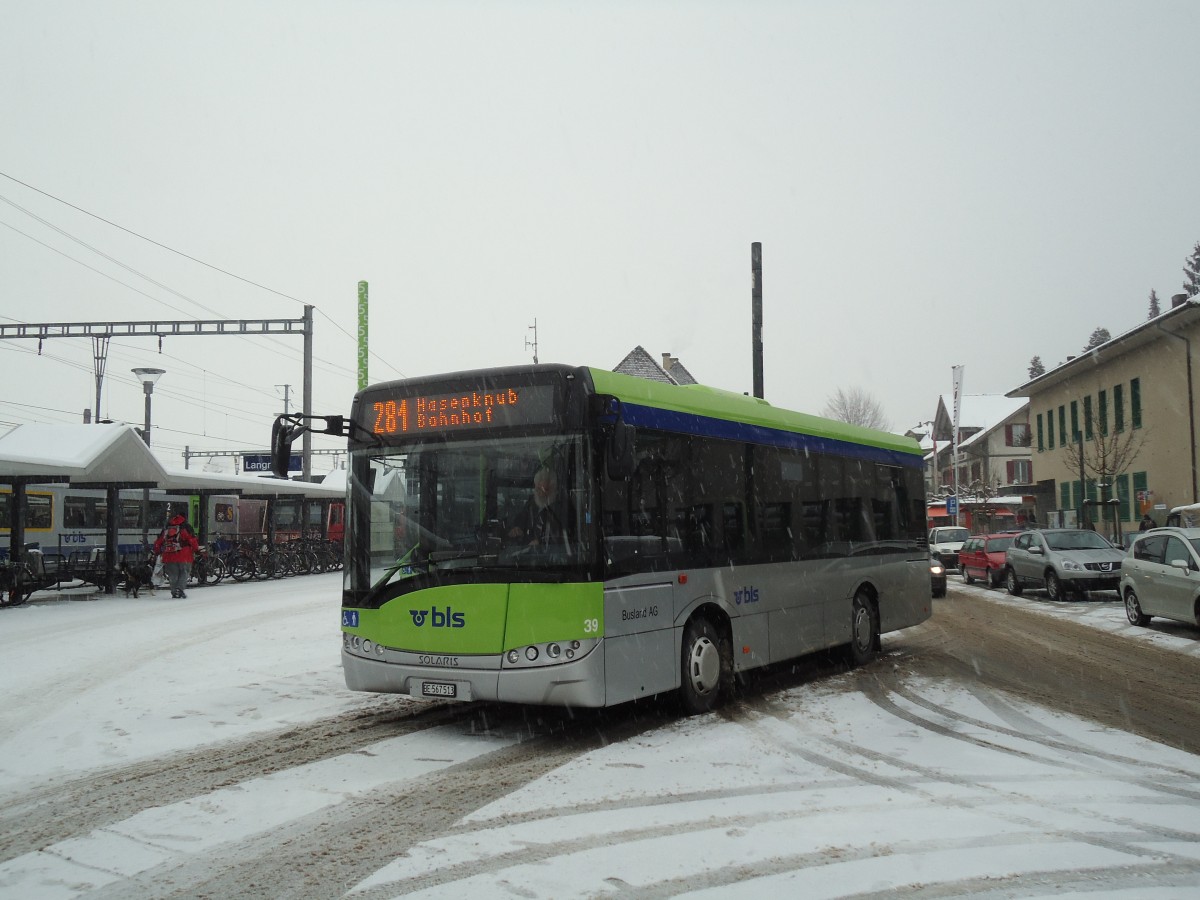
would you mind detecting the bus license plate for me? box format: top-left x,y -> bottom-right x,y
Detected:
421,681 -> 457,698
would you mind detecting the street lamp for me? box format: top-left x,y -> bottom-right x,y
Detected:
132,367 -> 165,547
132,367 -> 166,446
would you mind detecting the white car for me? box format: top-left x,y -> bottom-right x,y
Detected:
928,526 -> 970,571
1120,527 -> 1200,628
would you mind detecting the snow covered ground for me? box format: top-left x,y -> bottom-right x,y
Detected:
1,574 -> 1199,898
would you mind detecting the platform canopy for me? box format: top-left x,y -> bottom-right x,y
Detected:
0,423 -> 342,498
0,423 -> 166,485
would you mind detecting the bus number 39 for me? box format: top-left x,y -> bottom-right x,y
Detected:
583,618 -> 599,633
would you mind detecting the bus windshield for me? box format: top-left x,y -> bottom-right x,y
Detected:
353,434 -> 591,596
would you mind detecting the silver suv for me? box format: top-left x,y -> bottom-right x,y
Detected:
1004,528 -> 1124,601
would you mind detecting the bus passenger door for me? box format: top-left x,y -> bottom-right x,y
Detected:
603,581 -> 676,705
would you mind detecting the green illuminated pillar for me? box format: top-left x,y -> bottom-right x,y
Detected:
357,281 -> 369,391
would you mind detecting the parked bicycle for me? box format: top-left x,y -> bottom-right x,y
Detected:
190,543 -> 227,586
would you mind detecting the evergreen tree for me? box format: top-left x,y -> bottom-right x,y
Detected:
1027,355 -> 1045,379
1148,289 -> 1161,319
1084,327 -> 1111,351
1184,241 -> 1200,298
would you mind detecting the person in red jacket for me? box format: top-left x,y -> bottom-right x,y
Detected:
152,513 -> 200,599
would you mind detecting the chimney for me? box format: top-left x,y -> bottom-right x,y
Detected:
662,352 -> 672,371
1172,293 -> 1189,309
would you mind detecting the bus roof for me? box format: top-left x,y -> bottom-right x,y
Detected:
586,368 -> 921,461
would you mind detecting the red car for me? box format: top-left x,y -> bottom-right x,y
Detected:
959,531 -> 1022,588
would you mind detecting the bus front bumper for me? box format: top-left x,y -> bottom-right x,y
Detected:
341,646 -> 607,708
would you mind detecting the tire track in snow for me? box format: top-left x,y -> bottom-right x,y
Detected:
76,702 -> 679,900
728,687 -> 1200,896
872,676 -> 1200,794
338,672 -> 1200,897
0,699 -> 468,861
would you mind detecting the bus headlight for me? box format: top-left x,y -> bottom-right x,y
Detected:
503,638 -> 598,668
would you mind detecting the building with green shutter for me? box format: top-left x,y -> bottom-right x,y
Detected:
1008,296 -> 1200,536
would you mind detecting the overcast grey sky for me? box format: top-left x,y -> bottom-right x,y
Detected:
2,0 -> 1197,470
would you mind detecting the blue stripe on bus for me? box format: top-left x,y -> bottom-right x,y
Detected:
619,403 -> 924,469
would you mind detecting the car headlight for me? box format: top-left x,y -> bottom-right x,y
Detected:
1061,559 -> 1083,571
931,563 -> 945,575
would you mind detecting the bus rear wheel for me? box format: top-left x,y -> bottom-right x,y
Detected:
847,591 -> 879,666
679,616 -> 731,715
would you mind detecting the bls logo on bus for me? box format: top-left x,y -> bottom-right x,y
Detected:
733,586 -> 760,606
409,606 -> 465,628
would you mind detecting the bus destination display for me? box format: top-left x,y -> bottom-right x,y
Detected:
368,384 -> 556,436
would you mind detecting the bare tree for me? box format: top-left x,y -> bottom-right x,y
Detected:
962,477 -> 1002,534
821,387 -> 891,431
1060,427 -> 1147,534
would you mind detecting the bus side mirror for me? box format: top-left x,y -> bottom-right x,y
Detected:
271,416 -> 297,478
606,420 -> 637,480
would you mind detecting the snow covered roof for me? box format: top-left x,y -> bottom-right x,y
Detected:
0,423 -> 166,484
937,394 -> 1028,431
160,468 -> 343,498
613,346 -> 698,385
1010,296 -> 1200,396
0,423 -> 341,497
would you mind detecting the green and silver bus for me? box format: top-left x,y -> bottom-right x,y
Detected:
274,364 -> 931,713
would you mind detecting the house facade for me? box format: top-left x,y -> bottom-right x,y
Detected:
925,394 -> 1032,497
1007,296 -> 1200,535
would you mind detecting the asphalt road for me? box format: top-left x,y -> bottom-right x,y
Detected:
892,584 -> 1200,755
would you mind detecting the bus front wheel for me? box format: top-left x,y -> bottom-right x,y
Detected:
679,616 -> 731,715
847,591 -> 879,667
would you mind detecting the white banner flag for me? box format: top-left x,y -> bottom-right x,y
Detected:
951,365 -> 964,517
951,365 -> 964,440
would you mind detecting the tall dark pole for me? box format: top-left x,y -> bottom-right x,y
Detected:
141,380 -> 154,549
1077,432 -> 1089,529
751,242 -> 763,399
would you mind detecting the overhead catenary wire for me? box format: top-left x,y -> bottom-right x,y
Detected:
0,172 -> 411,455
0,171 -> 406,380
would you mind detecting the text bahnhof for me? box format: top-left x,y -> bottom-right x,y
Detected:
371,388 -> 526,435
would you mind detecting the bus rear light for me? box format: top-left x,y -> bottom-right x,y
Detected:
525,646 -> 539,661
547,643 -> 561,658
507,649 -> 521,664
363,640 -> 373,654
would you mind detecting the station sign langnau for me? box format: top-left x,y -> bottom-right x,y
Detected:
244,453 -> 301,473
